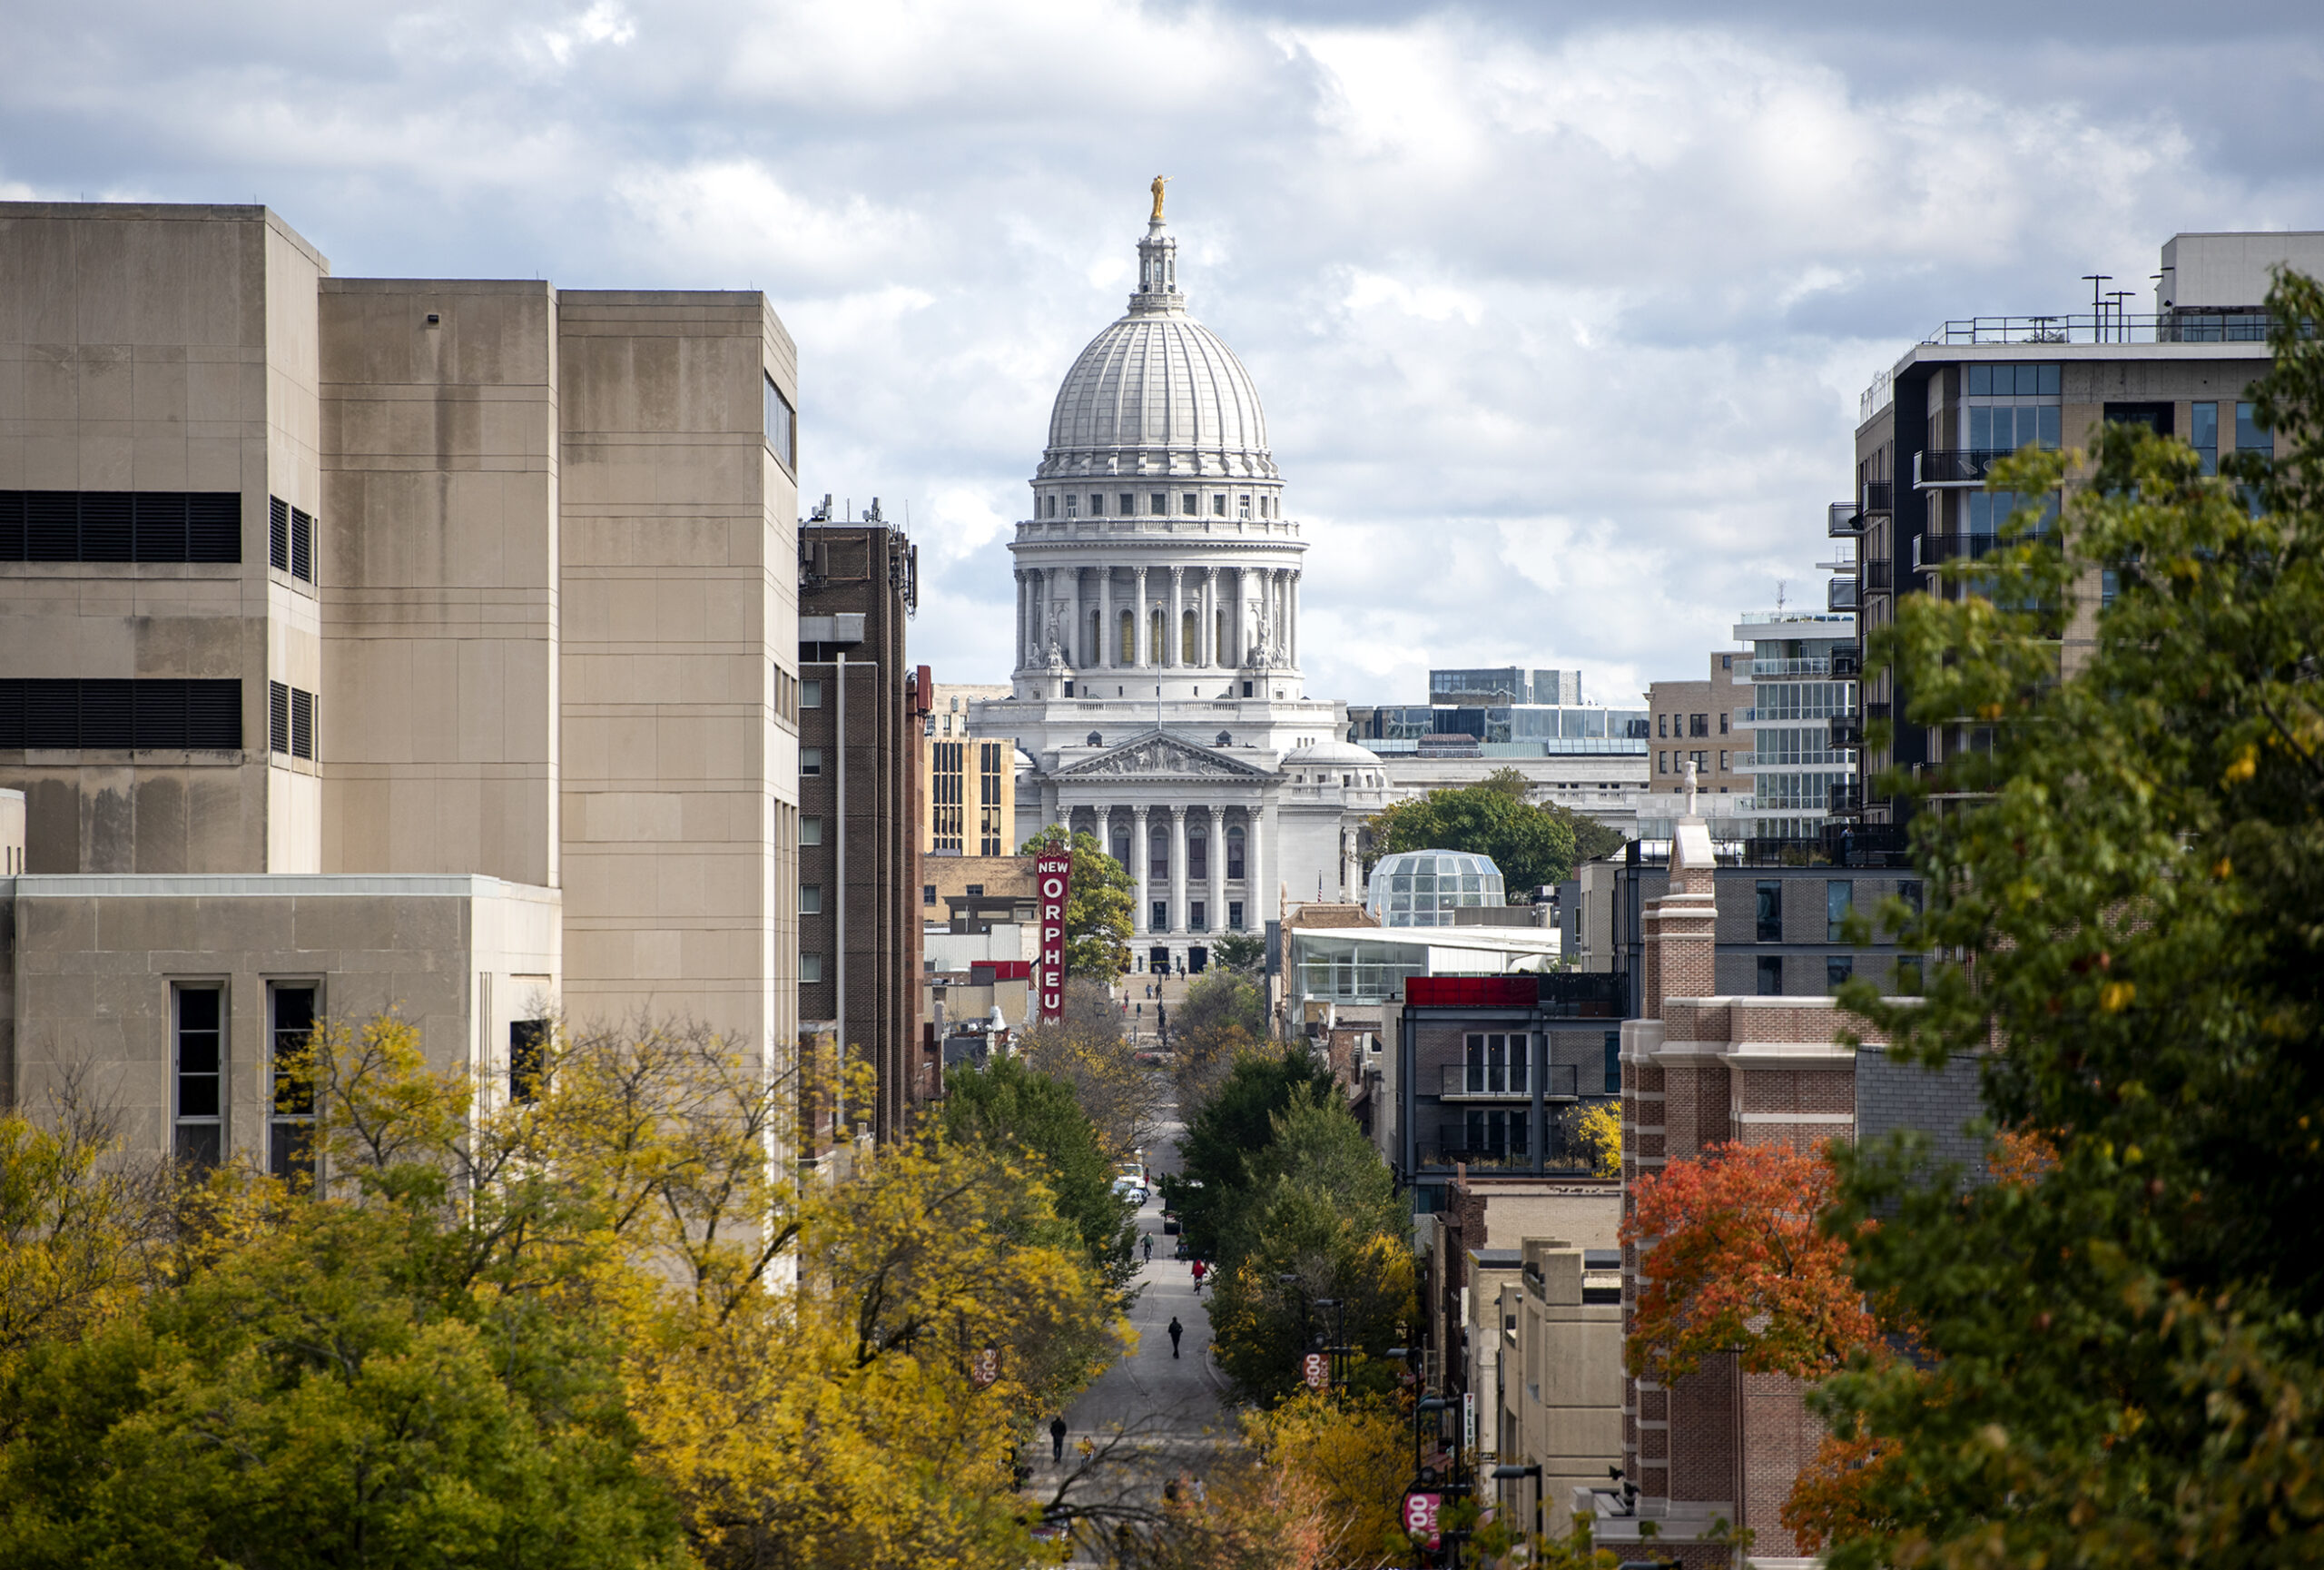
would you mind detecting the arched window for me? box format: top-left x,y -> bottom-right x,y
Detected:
1148,827 -> 1169,881
1182,608 -> 1197,664
1149,608 -> 1165,665
1111,826 -> 1130,864
1188,832 -> 1207,879
1226,825 -> 1246,880
1118,608 -> 1135,665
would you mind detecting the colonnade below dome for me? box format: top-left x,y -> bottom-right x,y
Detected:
1013,560 -> 1299,675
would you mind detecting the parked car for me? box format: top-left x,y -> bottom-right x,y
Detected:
1111,1176 -> 1148,1207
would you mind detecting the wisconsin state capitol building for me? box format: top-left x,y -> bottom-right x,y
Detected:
970,184 -> 1385,974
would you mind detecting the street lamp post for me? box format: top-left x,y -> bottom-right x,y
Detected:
1492,1463 -> 1544,1551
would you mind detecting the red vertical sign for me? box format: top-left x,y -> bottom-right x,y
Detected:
1036,847 -> 1071,1021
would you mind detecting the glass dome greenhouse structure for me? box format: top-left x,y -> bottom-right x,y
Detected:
1365,850 -> 1505,928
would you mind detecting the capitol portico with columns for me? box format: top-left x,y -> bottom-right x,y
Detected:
970,191 -> 1387,974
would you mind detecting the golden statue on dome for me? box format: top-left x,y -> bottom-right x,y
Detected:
1149,175 -> 1168,222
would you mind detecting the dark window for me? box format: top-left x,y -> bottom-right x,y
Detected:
1718,712 -> 1729,735
1603,1031 -> 1621,1095
1689,714 -> 1709,737
1226,827 -> 1246,880
0,678 -> 241,750
922,884 -> 936,905
1827,956 -> 1854,992
269,984 -> 318,1184
1188,835 -> 1207,879
964,884 -> 983,897
174,984 -> 224,1171
1228,900 -> 1245,930
763,373 -> 796,473
1757,956 -> 1784,996
1827,879 -> 1853,942
0,490 -> 241,563
1190,900 -> 1206,932
510,1019 -> 547,1105
1755,880 -> 1783,943
1151,900 -> 1168,930
800,884 -> 822,914
1896,955 -> 1924,996
801,747 -> 822,776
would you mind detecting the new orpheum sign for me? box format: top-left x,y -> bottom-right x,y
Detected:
1035,846 -> 1071,1022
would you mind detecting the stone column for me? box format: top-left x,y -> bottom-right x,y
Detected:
1131,805 -> 1150,937
1042,781 -> 1061,828
1244,805 -> 1265,929
1042,567 -> 1063,661
1067,566 -> 1085,668
1168,805 -> 1188,934
1289,569 -> 1301,669
1132,567 -> 1149,667
1168,566 -> 1185,668
1273,569 -> 1288,662
1012,569 -> 1026,668
1202,568 -> 1218,668
1207,803 -> 1226,933
1098,565 -> 1113,671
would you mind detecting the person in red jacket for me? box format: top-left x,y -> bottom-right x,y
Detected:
1191,1258 -> 1206,1292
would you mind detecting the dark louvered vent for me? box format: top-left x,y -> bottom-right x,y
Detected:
0,679 -> 241,750
290,506 -> 313,582
270,497 -> 290,572
0,491 -> 243,563
266,680 -> 316,760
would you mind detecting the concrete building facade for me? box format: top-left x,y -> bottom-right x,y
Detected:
0,202 -> 803,1158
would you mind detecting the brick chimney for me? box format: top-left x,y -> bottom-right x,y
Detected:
1640,814 -> 1717,1022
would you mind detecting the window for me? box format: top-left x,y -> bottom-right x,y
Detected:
173,983 -> 224,1171
1756,880 -> 1783,943
922,884 -> 936,906
1896,955 -> 1924,996
1658,713 -> 1668,737
763,373 -> 797,471
802,679 -> 822,708
1150,492 -> 1167,515
1226,825 -> 1246,879
1088,493 -> 1104,516
1718,712 -> 1729,735
1148,827 -> 1169,881
268,681 -> 317,761
1898,879 -> 1924,918
801,884 -> 822,915
1719,750 -> 1728,772
0,678 -> 241,750
510,1020 -> 547,1105
0,489 -> 241,563
802,815 -> 822,845
1965,362 -> 2062,398
1657,751 -> 1668,775
1211,493 -> 1226,517
965,883 -> 983,897
1190,900 -> 1206,932
1064,494 -> 1078,518
1603,1031 -> 1621,1095
1689,750 -> 1708,775
1463,1032 -> 1529,1095
1188,834 -> 1207,878
1689,714 -> 1709,737
1182,493 -> 1197,516
801,952 -> 823,983
1757,955 -> 1784,995
1119,492 -> 1134,515
1827,879 -> 1854,942
801,747 -> 822,776
1827,955 -> 1854,993
1238,494 -> 1252,518
1151,900 -> 1168,930
268,983 -> 319,1184
2236,400 -> 2269,455
2191,401 -> 2220,474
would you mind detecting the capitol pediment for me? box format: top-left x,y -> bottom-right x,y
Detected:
1058,731 -> 1269,781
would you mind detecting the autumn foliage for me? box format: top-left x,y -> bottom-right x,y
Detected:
1621,1140 -> 1878,1385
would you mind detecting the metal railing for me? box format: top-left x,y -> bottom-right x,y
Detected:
1829,647 -> 1862,679
1862,481 -> 1895,513
1827,783 -> 1864,817
1439,1063 -> 1581,1100
1914,533 -> 1999,571
1865,560 -> 1893,593
1923,312 -> 2163,345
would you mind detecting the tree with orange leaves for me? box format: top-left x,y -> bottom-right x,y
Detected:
1621,1140 -> 1878,1386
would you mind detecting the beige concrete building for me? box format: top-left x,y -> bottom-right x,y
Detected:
1494,1238 -> 1624,1536
921,681 -> 1013,857
0,202 -> 803,1166
1646,652 -> 1752,804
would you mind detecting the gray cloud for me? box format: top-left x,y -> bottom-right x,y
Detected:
4,0 -> 2319,707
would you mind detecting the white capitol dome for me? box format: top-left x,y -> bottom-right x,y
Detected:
1032,203 -> 1278,487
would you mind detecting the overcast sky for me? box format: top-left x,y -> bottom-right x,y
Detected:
7,0 -> 2319,706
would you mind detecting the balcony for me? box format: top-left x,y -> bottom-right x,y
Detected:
1751,657 -> 1829,678
1827,578 -> 1859,612
1861,481 -> 1894,514
1829,713 -> 1864,749
1864,559 -> 1893,593
1823,820 -> 1913,868
1827,782 -> 1864,817
1439,1063 -> 1582,1101
1915,449 -> 2014,488
1827,502 -> 1864,538
1829,647 -> 1862,680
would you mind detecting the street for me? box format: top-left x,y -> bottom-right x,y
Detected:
1028,1091 -> 1231,1540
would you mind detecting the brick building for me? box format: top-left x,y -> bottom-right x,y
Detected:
798,507 -> 923,1142
1600,799 -> 1978,1565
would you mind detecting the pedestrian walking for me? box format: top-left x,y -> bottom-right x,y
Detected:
1143,1233 -> 1154,1262
1167,1316 -> 1183,1358
1191,1258 -> 1206,1292
1049,1415 -> 1068,1463
1192,1476 -> 1207,1505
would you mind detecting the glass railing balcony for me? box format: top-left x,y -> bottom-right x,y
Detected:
1750,657 -> 1829,678
1916,449 -> 2014,487
1828,578 -> 1859,612
1914,533 -> 2001,571
1829,647 -> 1862,679
1829,713 -> 1864,749
1827,501 -> 1864,538
1437,1063 -> 1581,1100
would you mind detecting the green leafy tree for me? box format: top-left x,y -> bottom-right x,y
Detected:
1365,776 -> 1579,894
1170,969 -> 1275,1113
1808,271 -> 2324,1566
1169,1048 -> 1336,1259
941,1051 -> 1138,1294
1210,932 -> 1266,975
1019,825 -> 1133,981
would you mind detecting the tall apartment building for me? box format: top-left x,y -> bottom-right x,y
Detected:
1836,230 -> 2324,833
1732,611 -> 1856,842
797,506 -> 921,1140
1645,653 -> 1751,803
0,202 -> 802,1162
